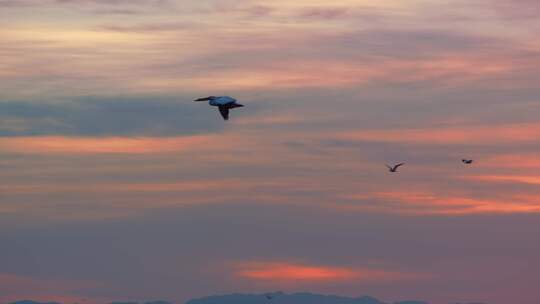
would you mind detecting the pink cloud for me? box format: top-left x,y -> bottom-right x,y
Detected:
485,153 -> 540,168
337,122 -> 540,145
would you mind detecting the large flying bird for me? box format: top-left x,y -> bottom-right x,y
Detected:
194,96 -> 244,120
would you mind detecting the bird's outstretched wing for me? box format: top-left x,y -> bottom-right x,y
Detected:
385,164 -> 392,170
218,106 -> 229,120
395,163 -> 405,169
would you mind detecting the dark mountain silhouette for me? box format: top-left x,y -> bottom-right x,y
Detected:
186,292 -> 418,304
9,301 -> 61,304
8,301 -> 171,304
109,302 -> 172,304
7,293 -> 486,304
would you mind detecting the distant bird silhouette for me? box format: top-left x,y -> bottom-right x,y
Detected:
462,159 -> 474,164
386,163 -> 404,172
194,95 -> 244,120
265,294 -> 274,300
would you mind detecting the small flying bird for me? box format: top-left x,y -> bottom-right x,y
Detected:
194,95 -> 244,120
386,163 -> 404,172
462,159 -> 474,164
265,294 -> 274,300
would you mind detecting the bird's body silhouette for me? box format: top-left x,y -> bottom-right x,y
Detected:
462,159 -> 474,164
386,163 -> 404,172
194,96 -> 244,120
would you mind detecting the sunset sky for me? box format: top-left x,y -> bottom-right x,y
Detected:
1,0 -> 540,303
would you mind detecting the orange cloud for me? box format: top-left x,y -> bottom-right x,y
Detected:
340,190 -> 540,215
162,54 -> 514,91
238,262 -> 359,281
232,113 -> 309,126
234,261 -> 417,283
485,153 -> 540,168
463,175 -> 540,185
0,135 -> 215,154
1,20 -> 520,98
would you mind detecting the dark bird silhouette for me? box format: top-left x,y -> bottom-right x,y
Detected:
194,95 -> 244,120
386,163 -> 404,172
462,159 -> 474,164
265,294 -> 274,300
